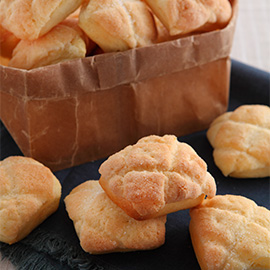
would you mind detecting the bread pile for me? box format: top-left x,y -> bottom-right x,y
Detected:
0,0 -> 232,69
63,105 -> 270,268
65,134 -> 217,254
1,113 -> 270,269
64,130 -> 270,270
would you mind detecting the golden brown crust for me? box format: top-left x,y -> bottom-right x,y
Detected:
189,195 -> 270,270
152,14 -> 171,43
0,56 -> 10,66
0,0 -> 83,40
144,0 -> 232,36
207,105 -> 270,178
79,0 -> 157,52
0,24 -> 20,61
61,18 -> 97,54
8,18 -> 89,70
64,180 -> 166,254
0,156 -> 61,244
99,135 -> 216,220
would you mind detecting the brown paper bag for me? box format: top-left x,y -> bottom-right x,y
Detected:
0,0 -> 238,171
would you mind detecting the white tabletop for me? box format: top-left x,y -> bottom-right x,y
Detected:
1,1 -> 269,269
231,0 -> 270,72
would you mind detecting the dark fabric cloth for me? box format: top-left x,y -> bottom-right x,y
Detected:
0,59 -> 269,270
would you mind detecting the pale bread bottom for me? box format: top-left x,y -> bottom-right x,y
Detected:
229,166 -> 270,178
155,194 -> 205,218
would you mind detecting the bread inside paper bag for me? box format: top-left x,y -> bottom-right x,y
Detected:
0,0 -> 238,171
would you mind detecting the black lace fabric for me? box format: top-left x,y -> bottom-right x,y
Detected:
0,229 -> 110,270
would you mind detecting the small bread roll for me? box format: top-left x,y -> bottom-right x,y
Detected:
207,105 -> 270,178
99,135 -> 216,220
189,195 -> 270,270
8,18 -> 89,70
0,156 -> 61,244
0,0 -> 83,40
79,0 -> 157,52
64,180 -> 166,254
144,0 -> 232,36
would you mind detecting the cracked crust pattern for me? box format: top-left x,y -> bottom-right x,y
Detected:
9,19 -> 88,70
79,0 -> 156,52
0,156 -> 61,244
144,0 -> 232,36
207,105 -> 270,178
99,135 -> 216,220
189,195 -> 270,270
0,0 -> 83,40
64,180 -> 166,254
